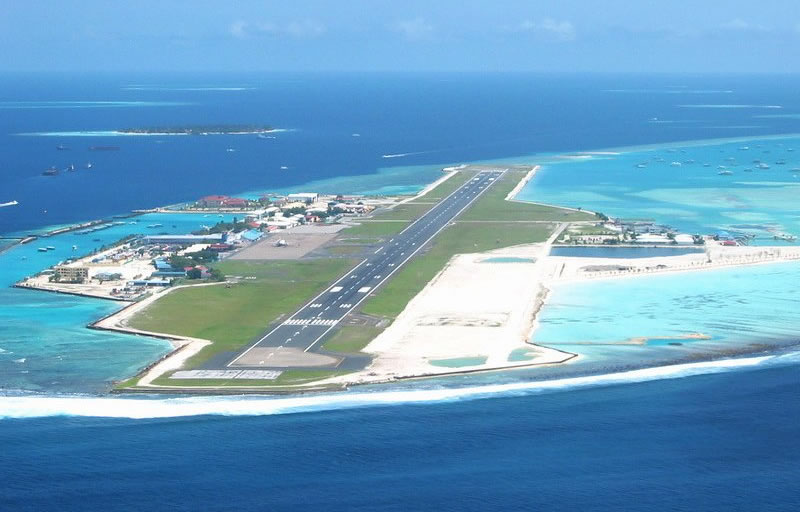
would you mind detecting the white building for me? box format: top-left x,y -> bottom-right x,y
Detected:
287,192 -> 319,204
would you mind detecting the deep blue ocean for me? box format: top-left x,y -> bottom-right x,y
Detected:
2,73 -> 800,510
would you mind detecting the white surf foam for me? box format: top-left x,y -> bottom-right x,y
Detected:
18,128 -> 288,137
0,101 -> 188,109
0,353 -> 790,420
679,104 -> 783,109
382,150 -> 431,158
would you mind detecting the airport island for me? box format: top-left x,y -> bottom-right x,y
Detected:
116,124 -> 278,135
14,161 -> 800,393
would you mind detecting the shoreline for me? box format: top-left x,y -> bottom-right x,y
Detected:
5,130 -> 800,395
75,170 -> 800,393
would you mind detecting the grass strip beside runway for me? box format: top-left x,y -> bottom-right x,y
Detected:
128,259 -> 357,367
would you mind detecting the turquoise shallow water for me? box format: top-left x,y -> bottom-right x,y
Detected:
0,213 -> 236,392
517,136 -> 800,245
3,134 -> 800,393
534,261 -> 800,349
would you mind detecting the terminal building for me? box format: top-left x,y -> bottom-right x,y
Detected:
287,192 -> 319,204
54,266 -> 89,283
143,233 -> 226,245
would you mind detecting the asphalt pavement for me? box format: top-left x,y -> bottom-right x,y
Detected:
228,169 -> 506,369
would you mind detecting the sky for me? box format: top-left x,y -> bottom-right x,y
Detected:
2,0 -> 799,73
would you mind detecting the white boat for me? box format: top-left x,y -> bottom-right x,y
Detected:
146,223 -> 163,228
757,163 -> 770,169
670,161 -> 681,167
738,146 -> 749,151
86,162 -> 93,169
38,247 -> 48,252
718,170 -> 733,176
0,200 -> 18,208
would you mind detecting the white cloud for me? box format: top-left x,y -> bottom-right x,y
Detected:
720,18 -> 769,32
285,20 -> 326,38
230,20 -> 248,39
393,18 -> 434,41
515,18 -> 576,41
229,20 -> 326,39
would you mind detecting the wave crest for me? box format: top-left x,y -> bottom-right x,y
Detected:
0,353 -> 789,420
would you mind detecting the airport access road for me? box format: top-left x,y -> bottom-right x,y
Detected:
227,169 -> 506,369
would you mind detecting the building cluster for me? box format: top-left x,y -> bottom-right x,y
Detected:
560,220 -> 702,246
193,191 -> 376,232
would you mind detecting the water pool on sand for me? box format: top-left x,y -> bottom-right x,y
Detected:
430,356 -> 488,368
481,256 -> 536,263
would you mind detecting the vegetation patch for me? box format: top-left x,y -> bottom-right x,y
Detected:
459,171 -> 597,222
322,325 -> 384,353
128,259 -> 356,367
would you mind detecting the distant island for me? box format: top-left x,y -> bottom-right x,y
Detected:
117,125 -> 276,135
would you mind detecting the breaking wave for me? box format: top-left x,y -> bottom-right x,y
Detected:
1,352 -> 795,420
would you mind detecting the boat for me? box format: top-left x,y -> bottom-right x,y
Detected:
0,200 -> 18,208
56,144 -> 69,151
66,164 -> 76,172
46,246 -> 55,250
636,163 -> 647,168
684,159 -> 695,164
146,223 -> 163,228
757,163 -> 770,169
670,161 -> 681,167
717,165 -> 727,169
280,166 -> 289,170
774,233 -> 797,242
790,168 -> 800,173
85,162 -> 93,169
703,163 -> 711,167
89,146 -> 120,151
42,166 -> 59,176
743,168 -> 753,172
37,247 -> 48,252
738,146 -> 749,151
718,170 -> 733,175
776,159 -> 786,165
72,245 -> 77,250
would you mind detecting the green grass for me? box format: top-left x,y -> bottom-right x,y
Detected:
148,369 -> 349,388
326,245 -> 367,255
322,325 -> 384,353
128,259 -> 356,367
361,221 -> 553,318
341,221 -> 410,237
368,202 -> 433,221
459,171 -> 597,222
410,170 -> 477,202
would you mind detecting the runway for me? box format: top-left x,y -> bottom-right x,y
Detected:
228,169 -> 506,369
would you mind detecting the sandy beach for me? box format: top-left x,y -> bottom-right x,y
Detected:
321,242 -> 800,387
